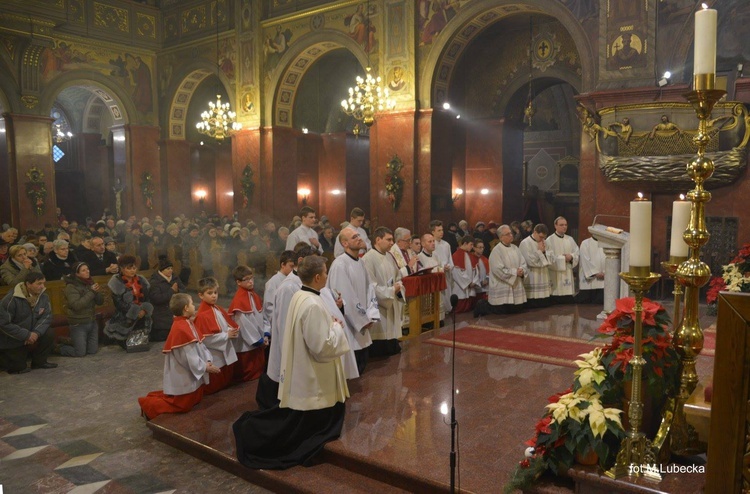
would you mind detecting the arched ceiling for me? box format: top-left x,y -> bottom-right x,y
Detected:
55,85 -> 124,136
274,41 -> 350,128
167,68 -> 213,140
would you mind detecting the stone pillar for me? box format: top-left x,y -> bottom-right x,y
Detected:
231,128 -> 261,221
601,247 -> 622,319
159,139 -> 192,220
2,113 -> 57,230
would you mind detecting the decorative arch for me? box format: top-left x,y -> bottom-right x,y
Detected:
164,56 -> 237,141
497,65 -> 582,115
40,71 -> 135,126
264,30 -> 368,128
419,0 -> 595,109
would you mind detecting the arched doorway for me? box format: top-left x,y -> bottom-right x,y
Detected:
45,83 -> 129,222
430,8 -> 585,230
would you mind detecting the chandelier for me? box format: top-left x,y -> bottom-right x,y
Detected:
196,95 -> 241,142
340,0 -> 394,127
196,9 -> 241,142
341,67 -> 394,127
53,123 -> 72,143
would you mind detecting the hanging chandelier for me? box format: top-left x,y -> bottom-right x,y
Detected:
196,94 -> 241,142
341,67 -> 394,127
523,17 -> 536,129
340,0 -> 394,127
196,11 -> 241,142
53,123 -> 72,143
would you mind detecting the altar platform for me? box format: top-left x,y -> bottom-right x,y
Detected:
146,304 -> 714,494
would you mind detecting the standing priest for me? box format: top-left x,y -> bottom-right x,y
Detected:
545,216 -> 579,304
362,227 -> 404,357
327,227 -> 377,375
475,225 -> 527,316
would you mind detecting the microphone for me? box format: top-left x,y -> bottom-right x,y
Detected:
450,294 -> 458,312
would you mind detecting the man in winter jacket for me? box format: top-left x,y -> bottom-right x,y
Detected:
0,271 -> 57,374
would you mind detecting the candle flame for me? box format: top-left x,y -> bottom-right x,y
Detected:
637,192 -> 644,199
679,194 -> 686,200
701,2 -> 708,9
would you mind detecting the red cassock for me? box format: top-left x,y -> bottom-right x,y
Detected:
228,288 -> 266,382
138,316 -> 205,420
195,302 -> 238,395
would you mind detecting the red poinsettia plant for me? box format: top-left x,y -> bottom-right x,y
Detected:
596,297 -> 681,401
504,298 -> 681,493
706,243 -> 750,312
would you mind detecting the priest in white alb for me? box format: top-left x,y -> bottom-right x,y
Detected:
475,225 -> 527,316
545,216 -> 579,304
362,227 -> 405,357
575,235 -> 605,304
333,207 -> 372,257
285,206 -> 323,253
430,220 -> 454,315
327,227 -> 377,375
519,223 -> 553,308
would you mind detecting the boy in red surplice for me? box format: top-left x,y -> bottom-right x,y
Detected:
228,265 -> 267,382
194,277 -> 238,394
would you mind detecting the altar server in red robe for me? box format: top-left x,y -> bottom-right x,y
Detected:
138,293 -> 219,419
228,265 -> 266,382
451,235 -> 478,313
194,277 -> 238,394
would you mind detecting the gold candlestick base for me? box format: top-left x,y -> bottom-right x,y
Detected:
606,270 -> 661,481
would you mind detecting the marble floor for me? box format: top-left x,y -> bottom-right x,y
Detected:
0,300 -> 715,494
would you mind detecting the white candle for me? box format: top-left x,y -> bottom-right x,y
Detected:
670,197 -> 691,257
694,6 -> 717,76
629,193 -> 652,267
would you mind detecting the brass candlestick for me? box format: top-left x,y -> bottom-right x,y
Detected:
661,256 -> 688,333
670,75 -> 725,455
607,267 -> 661,481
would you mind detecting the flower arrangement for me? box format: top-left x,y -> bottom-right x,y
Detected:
596,297 -> 681,400
706,243 -> 750,314
140,172 -> 155,209
25,166 -> 47,217
504,298 -> 681,492
240,164 -> 255,208
384,155 -> 404,211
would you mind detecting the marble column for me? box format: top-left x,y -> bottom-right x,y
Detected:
601,247 -> 622,319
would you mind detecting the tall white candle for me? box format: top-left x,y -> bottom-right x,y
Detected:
670,197 -> 691,257
629,193 -> 652,267
694,7 -> 717,75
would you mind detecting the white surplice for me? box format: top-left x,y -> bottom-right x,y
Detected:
488,242 -> 527,306
361,249 -> 404,341
286,225 -> 323,253
519,235 -> 553,300
579,238 -> 605,291
545,233 -> 579,296
326,253 -> 375,351
263,270 -> 287,336
267,272 -> 302,383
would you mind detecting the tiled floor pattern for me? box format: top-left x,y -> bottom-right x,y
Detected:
0,415 -> 175,494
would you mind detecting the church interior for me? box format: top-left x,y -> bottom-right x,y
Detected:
0,0 -> 749,492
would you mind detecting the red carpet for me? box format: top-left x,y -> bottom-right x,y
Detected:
425,325 -> 600,368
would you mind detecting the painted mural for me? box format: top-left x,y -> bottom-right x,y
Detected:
40,40 -> 155,115
605,0 -> 647,71
658,0 -> 750,74
261,2 -> 385,77
418,0 -> 465,46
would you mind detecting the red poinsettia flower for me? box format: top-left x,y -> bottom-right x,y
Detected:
706,276 -> 727,304
535,416 -> 552,435
547,387 -> 572,404
610,347 -> 634,372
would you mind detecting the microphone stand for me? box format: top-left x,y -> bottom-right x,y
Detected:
449,295 -> 458,493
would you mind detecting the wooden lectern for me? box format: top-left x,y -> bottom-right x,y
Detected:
400,271 -> 447,340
